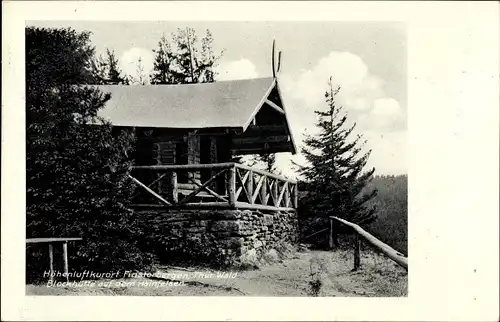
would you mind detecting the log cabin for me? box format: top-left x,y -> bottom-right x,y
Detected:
97,77 -> 299,212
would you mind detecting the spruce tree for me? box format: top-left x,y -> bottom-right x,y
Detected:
150,28 -> 222,84
298,78 -> 377,234
132,56 -> 148,85
90,48 -> 129,85
150,35 -> 175,84
106,48 -> 129,85
26,26 -> 153,281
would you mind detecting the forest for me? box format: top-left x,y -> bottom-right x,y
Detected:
364,174 -> 408,255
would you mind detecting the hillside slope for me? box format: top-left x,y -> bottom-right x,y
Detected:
364,174 -> 408,255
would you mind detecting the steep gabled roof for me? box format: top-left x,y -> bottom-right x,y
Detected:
96,77 -> 297,154
97,78 -> 276,130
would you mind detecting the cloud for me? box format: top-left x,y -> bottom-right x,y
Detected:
119,47 -> 154,83
363,131 -> 407,175
277,51 -> 407,176
215,59 -> 258,81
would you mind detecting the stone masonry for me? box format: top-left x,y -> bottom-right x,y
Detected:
136,209 -> 299,266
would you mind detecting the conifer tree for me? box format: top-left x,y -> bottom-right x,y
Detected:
90,48 -> 129,85
106,48 -> 129,84
298,78 -> 377,232
26,26 -> 152,281
150,35 -> 175,84
150,28 -> 222,84
133,56 -> 148,85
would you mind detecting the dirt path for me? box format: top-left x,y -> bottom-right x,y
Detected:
26,249 -> 407,296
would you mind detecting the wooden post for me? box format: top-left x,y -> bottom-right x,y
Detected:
227,166 -> 236,207
246,170 -> 254,204
284,184 -> 290,208
272,179 -> 278,206
260,176 -> 267,205
332,220 -> 339,247
328,218 -> 334,250
48,243 -> 54,282
292,183 -> 298,208
62,241 -> 69,282
170,171 -> 178,204
353,234 -> 361,271
331,216 -> 408,270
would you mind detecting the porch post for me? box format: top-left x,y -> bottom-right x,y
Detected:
227,165 -> 236,207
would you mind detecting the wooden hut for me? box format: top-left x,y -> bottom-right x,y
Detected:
97,77 -> 298,211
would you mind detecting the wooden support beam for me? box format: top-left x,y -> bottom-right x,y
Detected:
265,99 -> 286,114
130,201 -> 297,212
292,183 -> 298,208
243,124 -> 289,136
170,171 -> 178,203
48,243 -> 54,283
270,179 -> 278,206
26,238 -> 82,244
232,135 -> 289,145
276,181 -> 288,207
234,163 -> 296,184
133,163 -> 235,171
246,170 -> 254,204
252,175 -> 265,204
235,168 -> 250,201
260,176 -> 268,205
62,241 -> 69,282
179,169 -> 228,204
329,218 -> 334,250
353,234 -> 361,271
129,175 -> 172,206
231,143 -> 292,154
331,216 -> 408,270
234,202 -> 296,212
227,166 -> 236,207
284,183 -> 290,208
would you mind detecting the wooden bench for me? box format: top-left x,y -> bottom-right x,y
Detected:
26,237 -> 82,282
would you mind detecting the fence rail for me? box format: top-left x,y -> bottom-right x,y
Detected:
129,162 -> 298,212
330,216 -> 408,271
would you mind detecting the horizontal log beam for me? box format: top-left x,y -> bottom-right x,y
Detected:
234,163 -> 296,184
232,135 -> 289,145
231,144 -> 293,155
130,202 -> 296,212
265,99 -> 285,114
131,163 -> 296,191
26,238 -> 82,244
331,216 -> 408,270
132,163 -> 236,171
234,202 -> 295,212
243,124 -> 289,136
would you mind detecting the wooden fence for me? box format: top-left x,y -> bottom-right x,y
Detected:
129,162 -> 298,212
330,216 -> 408,271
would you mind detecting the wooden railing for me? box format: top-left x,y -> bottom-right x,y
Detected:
129,162 -> 298,211
330,216 -> 408,271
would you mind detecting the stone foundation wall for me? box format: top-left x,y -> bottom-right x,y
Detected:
136,209 -> 299,266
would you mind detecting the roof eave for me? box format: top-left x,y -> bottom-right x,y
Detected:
241,78 -> 277,132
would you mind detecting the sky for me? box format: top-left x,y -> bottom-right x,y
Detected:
28,21 -> 407,177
